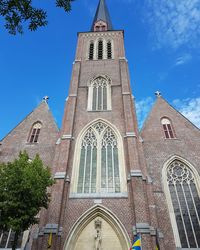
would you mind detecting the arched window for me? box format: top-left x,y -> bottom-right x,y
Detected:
28,122 -> 42,143
98,40 -> 103,60
73,120 -> 126,196
87,76 -> 112,111
165,160 -> 200,248
89,42 -> 94,60
101,127 -> 120,193
107,41 -> 112,59
77,128 -> 97,194
161,117 -> 175,139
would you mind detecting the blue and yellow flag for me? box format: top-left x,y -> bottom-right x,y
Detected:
130,235 -> 142,250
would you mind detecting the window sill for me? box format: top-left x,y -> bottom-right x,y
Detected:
69,192 -> 128,199
163,138 -> 179,140
87,109 -> 112,112
25,142 -> 39,145
86,59 -> 114,61
177,248 -> 200,250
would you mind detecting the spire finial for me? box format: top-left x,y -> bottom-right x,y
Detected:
155,91 -> 161,97
91,0 -> 113,31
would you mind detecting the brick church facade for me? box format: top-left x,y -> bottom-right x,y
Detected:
1,0 -> 200,249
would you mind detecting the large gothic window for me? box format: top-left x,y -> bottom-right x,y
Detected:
88,76 -> 112,111
74,121 -> 126,196
166,160 -> 200,248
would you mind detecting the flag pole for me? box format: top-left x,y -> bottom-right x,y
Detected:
140,233 -> 142,250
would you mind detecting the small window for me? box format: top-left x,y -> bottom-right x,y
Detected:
28,122 -> 42,143
98,40 -> 103,60
107,41 -> 112,59
161,118 -> 175,139
89,42 -> 94,60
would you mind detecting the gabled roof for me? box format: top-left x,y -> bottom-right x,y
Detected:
140,96 -> 200,139
91,0 -> 113,31
0,100 -> 59,142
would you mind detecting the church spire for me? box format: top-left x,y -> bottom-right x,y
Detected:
91,0 -> 113,32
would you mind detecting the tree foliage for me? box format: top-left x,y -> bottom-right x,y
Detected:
0,151 -> 54,250
0,0 -> 75,34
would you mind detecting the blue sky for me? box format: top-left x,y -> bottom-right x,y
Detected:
1,0 -> 200,140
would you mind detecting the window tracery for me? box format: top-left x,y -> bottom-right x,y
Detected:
76,121 -> 124,195
88,76 -> 111,112
166,160 -> 200,248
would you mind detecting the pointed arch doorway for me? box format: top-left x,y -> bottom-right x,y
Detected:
63,205 -> 130,250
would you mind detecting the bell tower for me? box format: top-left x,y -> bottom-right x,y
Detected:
31,1 -> 158,249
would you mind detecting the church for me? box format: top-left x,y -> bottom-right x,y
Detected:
1,0 -> 200,249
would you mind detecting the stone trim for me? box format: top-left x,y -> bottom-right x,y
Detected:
79,31 -> 123,38
56,138 -> 61,145
61,134 -> 73,140
129,170 -> 146,181
133,224 -> 163,237
130,170 -> 142,177
65,175 -> 70,183
94,199 -> 102,204
125,132 -> 137,138
122,92 -> 131,95
69,192 -> 128,199
69,94 -> 77,97
119,57 -> 128,62
38,224 -> 63,236
54,172 -> 66,179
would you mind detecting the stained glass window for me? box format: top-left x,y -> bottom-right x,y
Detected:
77,122 -> 120,194
167,160 -> 200,248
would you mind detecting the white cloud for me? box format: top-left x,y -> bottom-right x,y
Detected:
135,96 -> 154,129
175,53 -> 192,66
136,96 -> 200,130
173,97 -> 200,128
144,0 -> 200,49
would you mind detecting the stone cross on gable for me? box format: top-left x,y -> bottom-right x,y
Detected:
43,96 -> 49,103
155,91 -> 161,97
